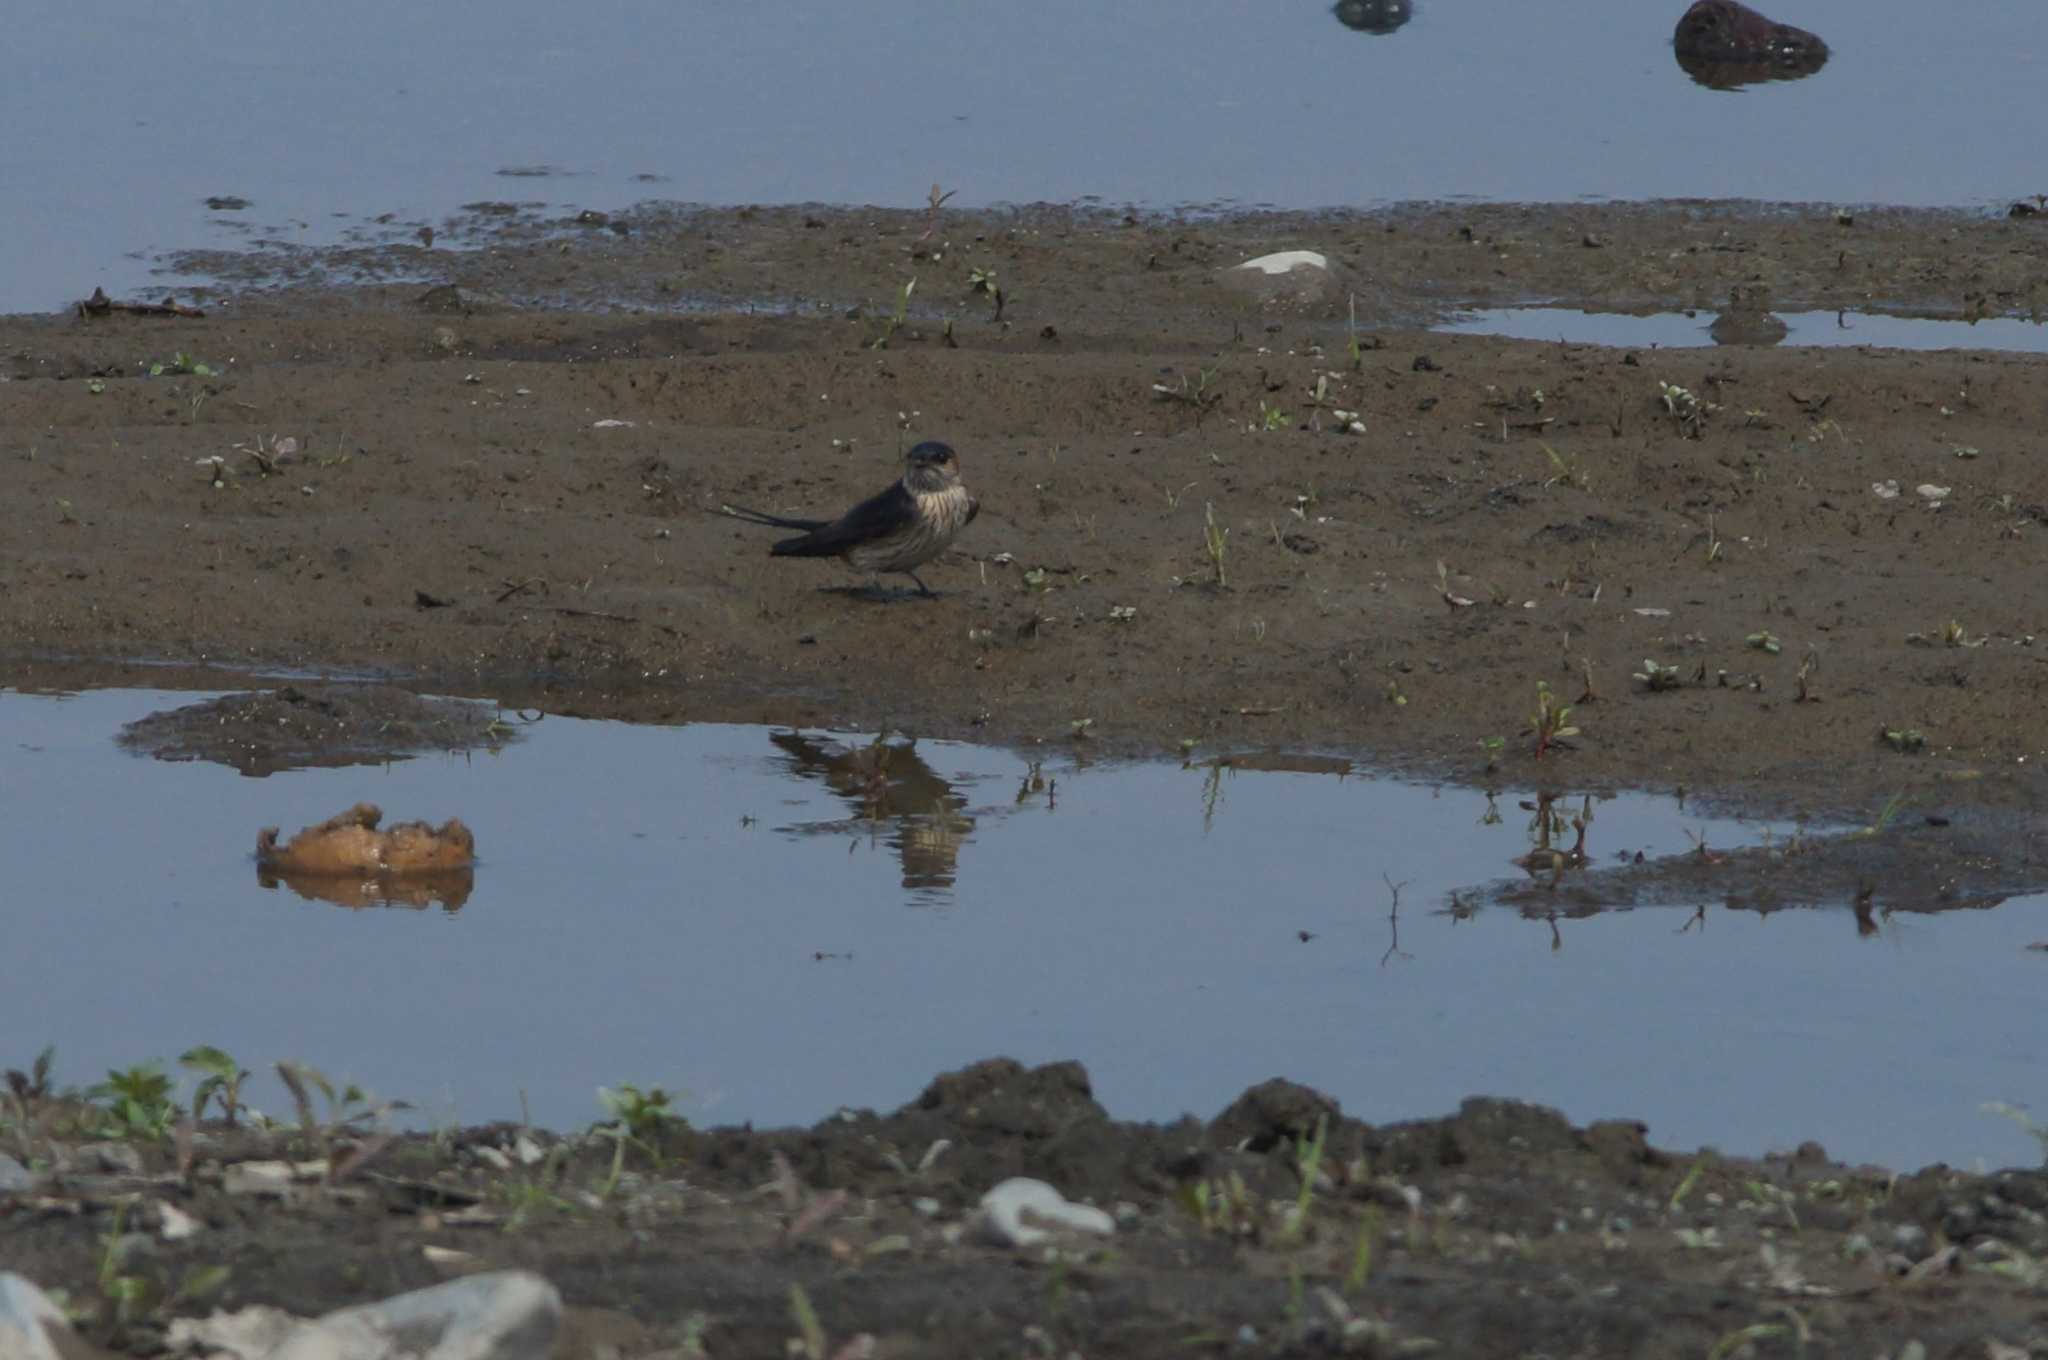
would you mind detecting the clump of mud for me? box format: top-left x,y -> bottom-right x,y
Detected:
116,683 -> 518,776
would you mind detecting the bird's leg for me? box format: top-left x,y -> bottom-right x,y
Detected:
906,571 -> 936,598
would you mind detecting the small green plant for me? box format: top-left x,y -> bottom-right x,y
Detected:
1347,293 -> 1366,371
1657,379 -> 1717,437
148,351 -> 216,378
1254,400 -> 1290,432
1346,1206 -> 1382,1292
5,1045 -> 55,1104
1633,658 -> 1684,692
966,266 -> 1004,320
276,1060 -> 408,1160
1745,630 -> 1781,655
1281,1114 -> 1329,1243
788,1286 -> 826,1360
598,1082 -> 685,1145
1477,735 -> 1506,773
1202,502 -> 1229,588
1179,1169 -> 1259,1236
1530,681 -> 1579,759
1981,1102 -> 2048,1164
97,1203 -> 152,1328
180,1046 -> 250,1127
1668,1156 -> 1709,1211
1540,441 -> 1588,491
89,1061 -> 177,1140
868,276 -> 916,349
1152,370 -> 1221,426
1880,726 -> 1926,753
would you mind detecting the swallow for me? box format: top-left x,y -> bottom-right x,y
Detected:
721,441 -> 979,597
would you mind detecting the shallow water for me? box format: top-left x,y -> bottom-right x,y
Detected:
5,686 -> 2044,1171
6,0 -> 2041,312
1439,306 -> 2048,352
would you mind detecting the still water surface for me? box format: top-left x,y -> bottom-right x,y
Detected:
4,687 -> 2044,1171
5,0 -> 2039,310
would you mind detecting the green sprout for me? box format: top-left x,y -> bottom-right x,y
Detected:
1531,681 -> 1579,759
1633,658 -> 1685,692
180,1045 -> 250,1127
1203,502 -> 1229,588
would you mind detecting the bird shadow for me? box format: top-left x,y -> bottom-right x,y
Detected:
817,584 -> 938,604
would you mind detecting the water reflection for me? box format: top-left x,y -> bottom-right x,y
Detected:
768,731 -> 981,895
1332,0 -> 1411,35
257,863 -> 475,912
1673,0 -> 1830,89
1708,284 -> 1789,346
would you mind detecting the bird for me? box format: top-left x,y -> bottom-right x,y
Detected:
721,440 -> 979,597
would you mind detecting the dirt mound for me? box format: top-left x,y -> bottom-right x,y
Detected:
116,683 -> 518,775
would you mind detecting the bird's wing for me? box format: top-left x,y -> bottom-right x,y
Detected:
776,481 -> 916,554
964,495 -> 979,527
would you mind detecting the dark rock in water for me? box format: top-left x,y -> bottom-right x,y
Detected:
1333,0 -> 1412,35
1673,0 -> 1829,88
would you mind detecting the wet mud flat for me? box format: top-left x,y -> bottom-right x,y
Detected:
5,1056 -> 2048,1360
6,198 -> 2048,1355
5,200 -> 2048,822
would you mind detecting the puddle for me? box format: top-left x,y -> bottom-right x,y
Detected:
1438,306 -> 2048,352
5,686 -> 2045,1172
6,0 -> 2042,311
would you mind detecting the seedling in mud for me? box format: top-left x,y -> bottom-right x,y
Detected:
1202,502 -> 1229,587
1347,1207 -> 1383,1291
1880,726 -> 1926,754
1477,736 -> 1506,773
180,1045 -> 250,1127
1529,681 -> 1579,758
867,276 -> 916,349
89,1062 -> 178,1140
1657,380 -> 1717,437
1794,648 -> 1820,702
1179,1168 -> 1259,1237
148,351 -> 216,378
1152,369 -> 1221,427
1540,442 -> 1589,492
1633,658 -> 1684,692
1280,1113 -> 1330,1243
276,1060 -> 409,1162
966,266 -> 1005,321
1745,630 -> 1781,655
597,1081 -> 686,1145
1251,399 -> 1290,432
1574,656 -> 1600,704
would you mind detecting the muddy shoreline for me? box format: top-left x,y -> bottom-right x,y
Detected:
6,198 -> 2048,1356
6,1054 -> 2048,1360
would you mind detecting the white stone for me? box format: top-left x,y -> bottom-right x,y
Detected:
1234,250 -> 1330,276
168,1304 -> 304,1358
158,1200 -> 203,1240
0,1274 -> 73,1360
974,1178 -> 1116,1249
170,1271 -> 559,1360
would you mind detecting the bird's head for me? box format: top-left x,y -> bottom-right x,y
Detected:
904,440 -> 962,488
